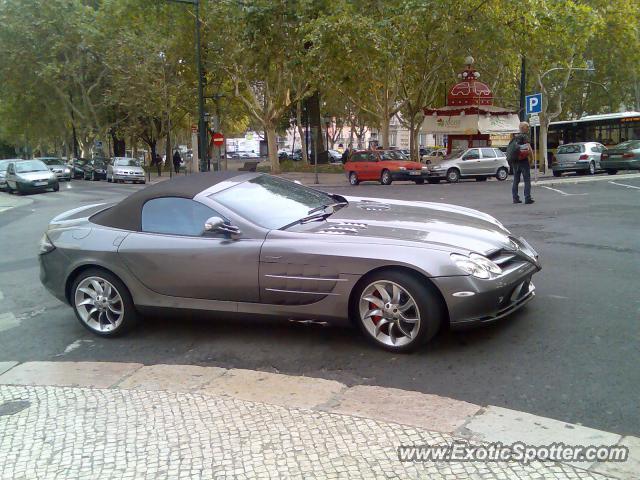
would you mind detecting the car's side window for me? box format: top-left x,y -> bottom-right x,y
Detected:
142,197 -> 223,237
463,149 -> 480,160
481,148 -> 495,158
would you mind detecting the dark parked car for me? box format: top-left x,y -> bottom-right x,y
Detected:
600,140 -> 640,174
82,158 -> 109,181
39,172 -> 540,352
69,158 -> 89,179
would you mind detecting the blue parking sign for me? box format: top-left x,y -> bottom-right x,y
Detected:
526,93 -> 542,115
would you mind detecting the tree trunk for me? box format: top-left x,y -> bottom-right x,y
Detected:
266,127 -> 279,173
539,115 -> 549,175
78,137 -> 93,158
380,119 -> 390,149
296,100 -> 308,164
110,130 -> 126,157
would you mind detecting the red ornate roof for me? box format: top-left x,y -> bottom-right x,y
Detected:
447,64 -> 493,106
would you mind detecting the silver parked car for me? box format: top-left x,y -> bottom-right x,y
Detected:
424,148 -> 510,183
107,157 -> 146,184
39,172 -> 540,352
552,142 -> 605,177
37,157 -> 72,181
5,159 -> 59,194
0,158 -> 22,191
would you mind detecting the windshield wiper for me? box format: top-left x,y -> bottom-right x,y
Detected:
280,202 -> 347,230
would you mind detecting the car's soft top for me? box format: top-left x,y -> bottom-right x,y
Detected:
90,171 -> 251,231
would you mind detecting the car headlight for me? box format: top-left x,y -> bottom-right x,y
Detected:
422,166 -> 429,170
64,168 -> 71,173
398,166 -> 406,171
450,253 -> 502,279
39,233 -> 55,254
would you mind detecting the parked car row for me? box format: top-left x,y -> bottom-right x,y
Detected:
0,156 -> 147,194
343,148 -> 510,185
552,140 -> 640,177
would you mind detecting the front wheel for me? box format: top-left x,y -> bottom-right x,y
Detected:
606,169 -> 618,175
496,167 -> 508,181
414,178 -> 425,185
380,169 -> 392,185
588,161 -> 596,175
446,168 -> 460,183
72,269 -> 138,337
349,171 -> 359,185
52,183 -> 59,192
352,270 -> 444,353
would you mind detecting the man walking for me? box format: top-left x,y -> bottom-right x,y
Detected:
172,149 -> 182,174
509,121 -> 535,204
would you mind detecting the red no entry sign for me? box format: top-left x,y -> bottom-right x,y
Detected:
212,133 -> 224,146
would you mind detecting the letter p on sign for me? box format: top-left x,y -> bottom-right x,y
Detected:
526,93 -> 542,115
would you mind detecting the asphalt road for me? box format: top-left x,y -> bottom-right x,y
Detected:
0,175 -> 638,436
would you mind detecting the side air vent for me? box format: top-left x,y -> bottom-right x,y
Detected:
356,201 -> 390,211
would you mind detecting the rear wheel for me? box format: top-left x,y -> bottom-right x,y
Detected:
496,167 -> 508,181
380,169 -> 392,185
349,171 -> 359,185
446,168 -> 460,183
553,170 -> 562,177
606,169 -> 618,175
352,270 -> 444,353
588,161 -> 596,175
72,269 -> 138,337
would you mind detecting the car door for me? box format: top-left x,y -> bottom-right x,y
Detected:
5,163 -> 16,188
459,148 -> 481,176
479,148 -> 499,174
366,152 -> 381,180
117,197 -> 262,302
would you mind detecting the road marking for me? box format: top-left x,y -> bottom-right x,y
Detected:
0,312 -> 20,333
539,185 -> 587,196
608,181 -> 640,190
57,339 -> 94,356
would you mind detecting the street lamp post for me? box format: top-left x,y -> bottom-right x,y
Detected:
166,0 -> 208,172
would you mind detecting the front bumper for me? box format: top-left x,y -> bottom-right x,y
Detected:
424,170 -> 446,179
16,179 -> 58,191
52,171 -> 72,180
433,257 -> 540,328
113,173 -> 146,182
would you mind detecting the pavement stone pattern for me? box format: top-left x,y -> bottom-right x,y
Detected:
0,384 -> 612,480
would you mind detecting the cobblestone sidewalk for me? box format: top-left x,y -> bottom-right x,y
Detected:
0,385 -> 609,480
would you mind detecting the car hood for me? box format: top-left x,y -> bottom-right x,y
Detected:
299,196 -> 512,255
17,171 -> 54,181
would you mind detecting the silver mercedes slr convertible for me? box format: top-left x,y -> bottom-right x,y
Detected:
39,172 -> 541,352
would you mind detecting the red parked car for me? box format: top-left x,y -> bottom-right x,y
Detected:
344,150 -> 427,185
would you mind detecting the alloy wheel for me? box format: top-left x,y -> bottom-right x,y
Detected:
358,280 -> 421,347
349,172 -> 359,185
446,168 -> 459,183
589,162 -> 595,175
496,168 -> 508,181
74,276 -> 124,333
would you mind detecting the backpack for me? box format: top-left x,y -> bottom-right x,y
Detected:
506,137 -> 519,165
518,143 -> 530,161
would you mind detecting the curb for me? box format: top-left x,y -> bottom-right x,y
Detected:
533,172 -> 640,187
0,361 -> 636,479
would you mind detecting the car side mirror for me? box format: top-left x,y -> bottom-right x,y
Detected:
204,216 -> 242,240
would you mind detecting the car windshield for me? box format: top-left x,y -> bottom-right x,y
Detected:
211,175 -> 337,229
557,144 -> 584,154
115,158 -> 140,167
615,140 -> 640,150
15,160 -> 49,173
379,151 -> 406,160
40,158 -> 63,165
443,149 -> 464,160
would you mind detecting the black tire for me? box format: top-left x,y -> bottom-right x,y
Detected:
588,162 -> 596,175
475,176 -> 487,182
349,171 -> 359,185
427,179 -> 440,184
351,270 -> 444,353
446,168 -> 460,183
606,169 -> 618,175
380,169 -> 393,185
553,170 -> 562,177
71,268 -> 139,337
414,179 -> 425,185
496,167 -> 508,181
